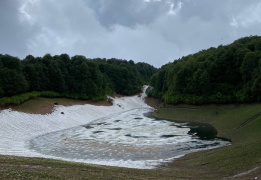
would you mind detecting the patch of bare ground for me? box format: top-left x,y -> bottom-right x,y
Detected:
2,92 -> 142,115
144,96 -> 165,109
9,97 -> 112,115
111,91 -> 143,98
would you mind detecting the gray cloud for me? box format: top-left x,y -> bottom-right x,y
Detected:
84,0 -> 170,27
0,0 -> 33,57
1,0 -> 261,67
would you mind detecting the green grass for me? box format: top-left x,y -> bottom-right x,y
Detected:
154,103 -> 261,177
0,155 -> 207,180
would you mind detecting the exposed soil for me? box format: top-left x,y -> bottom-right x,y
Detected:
111,91 -> 143,98
7,97 -> 112,115
0,91 -> 145,115
144,96 -> 164,109
1,92 -> 143,115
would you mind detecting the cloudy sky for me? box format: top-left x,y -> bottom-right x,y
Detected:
1,0 -> 261,67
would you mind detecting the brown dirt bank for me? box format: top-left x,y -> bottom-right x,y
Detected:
0,91 -> 143,115
144,96 -> 163,109
5,97 -> 112,115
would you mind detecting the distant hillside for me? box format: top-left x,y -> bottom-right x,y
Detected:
149,36 -> 261,104
0,54 -> 157,105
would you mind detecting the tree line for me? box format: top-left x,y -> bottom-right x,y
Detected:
0,54 -> 158,105
149,36 -> 261,104
1,36 -> 261,106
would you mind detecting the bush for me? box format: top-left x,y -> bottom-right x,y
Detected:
0,92 -> 40,106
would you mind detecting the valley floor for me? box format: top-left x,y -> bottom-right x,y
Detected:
0,94 -> 260,179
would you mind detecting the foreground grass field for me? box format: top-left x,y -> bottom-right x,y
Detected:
154,103 -> 261,179
0,98 -> 260,179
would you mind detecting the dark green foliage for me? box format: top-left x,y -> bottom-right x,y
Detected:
150,36 -> 261,104
0,53 -> 157,106
0,55 -> 29,97
135,62 -> 158,83
94,58 -> 145,95
0,92 -> 40,106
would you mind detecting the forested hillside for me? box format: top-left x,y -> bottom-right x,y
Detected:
0,54 -> 157,105
1,36 -> 261,106
149,36 -> 261,104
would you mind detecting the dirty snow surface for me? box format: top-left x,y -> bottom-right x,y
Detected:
0,87 -> 229,169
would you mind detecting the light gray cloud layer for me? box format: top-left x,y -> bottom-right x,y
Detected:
1,0 -> 261,67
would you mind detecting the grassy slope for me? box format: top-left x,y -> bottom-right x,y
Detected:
0,98 -> 260,179
0,155 -> 209,180
154,103 -> 261,179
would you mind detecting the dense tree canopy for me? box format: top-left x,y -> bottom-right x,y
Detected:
149,36 -> 261,104
0,54 -> 157,101
1,36 -> 260,105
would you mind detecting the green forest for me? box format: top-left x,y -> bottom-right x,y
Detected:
149,36 -> 261,104
1,36 -> 261,106
0,54 -> 157,106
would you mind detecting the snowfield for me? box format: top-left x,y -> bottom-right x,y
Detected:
0,87 -> 229,169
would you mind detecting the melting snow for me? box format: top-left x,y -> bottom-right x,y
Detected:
0,87 -> 229,169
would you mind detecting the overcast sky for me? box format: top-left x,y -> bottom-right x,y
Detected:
1,0 -> 261,67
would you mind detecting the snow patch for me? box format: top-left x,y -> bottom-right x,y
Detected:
0,86 -> 229,169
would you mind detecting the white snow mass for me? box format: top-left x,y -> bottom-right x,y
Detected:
0,87 -> 229,169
